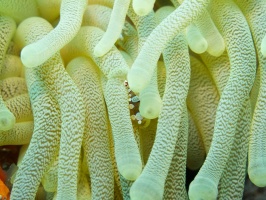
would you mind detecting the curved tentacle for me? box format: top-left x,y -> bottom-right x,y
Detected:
20,0 -> 87,68
189,0 -> 256,199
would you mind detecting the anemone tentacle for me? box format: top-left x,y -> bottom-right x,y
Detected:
163,108 -> 188,199
94,0 -> 131,57
130,6 -> 190,198
189,0 -> 256,199
66,57 -> 114,199
11,17 -> 62,199
20,0 -> 87,68
1,0 -> 266,199
186,110 -> 205,171
187,56 -> 219,153
127,0 -> 210,93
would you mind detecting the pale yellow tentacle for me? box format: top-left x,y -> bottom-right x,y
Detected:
66,57 -> 114,199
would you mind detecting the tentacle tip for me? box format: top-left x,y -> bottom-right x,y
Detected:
118,162 -> 142,181
189,39 -> 208,54
132,2 -> 153,16
130,175 -> 164,200
21,45 -> 41,68
139,94 -> 162,119
248,166 -> 266,187
208,48 -> 225,57
188,177 -> 218,200
94,43 -> 108,57
127,68 -> 150,94
207,43 -> 225,57
0,110 -> 16,131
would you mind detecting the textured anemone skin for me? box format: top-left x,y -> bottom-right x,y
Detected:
189,0 -> 256,199
127,0 -> 210,93
66,57 -> 114,199
1,0 -> 266,199
62,26 -> 143,181
130,5 -> 190,199
233,0 -> 266,188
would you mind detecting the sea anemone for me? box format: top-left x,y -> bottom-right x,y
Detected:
0,0 -> 265,199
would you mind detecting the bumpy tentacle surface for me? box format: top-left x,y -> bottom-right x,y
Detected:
163,108 -> 188,199
261,29 -> 266,56
189,0 -> 256,199
0,77 -> 28,101
202,43 -> 250,198
11,17 -> 61,199
200,51 -> 230,95
102,76 -> 142,180
119,172 -> 133,199
118,21 -> 139,60
0,16 -> 17,72
139,67 -> 162,119
0,16 -> 17,131
218,100 -> 251,199
82,4 -> 112,30
186,110 -> 205,170
5,93 -> 33,122
13,17 -> 86,199
41,52 -> 85,200
187,56 -> 219,153
62,26 -> 142,180
139,119 -> 157,165
1,0 -> 266,199
0,55 -> 23,79
128,7 -> 162,120
66,57 -> 114,199
0,121 -> 33,145
157,61 -> 166,98
250,67 -> 261,112
233,0 -> 266,187
130,7 -> 190,198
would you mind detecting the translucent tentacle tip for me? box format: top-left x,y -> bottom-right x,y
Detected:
21,44 -> 40,68
139,93 -> 162,119
94,42 -> 108,57
248,162 -> 266,187
133,1 -> 154,16
189,38 -> 208,54
118,156 -> 142,181
188,177 -> 218,200
127,68 -> 151,94
0,110 -> 16,131
130,175 -> 164,200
